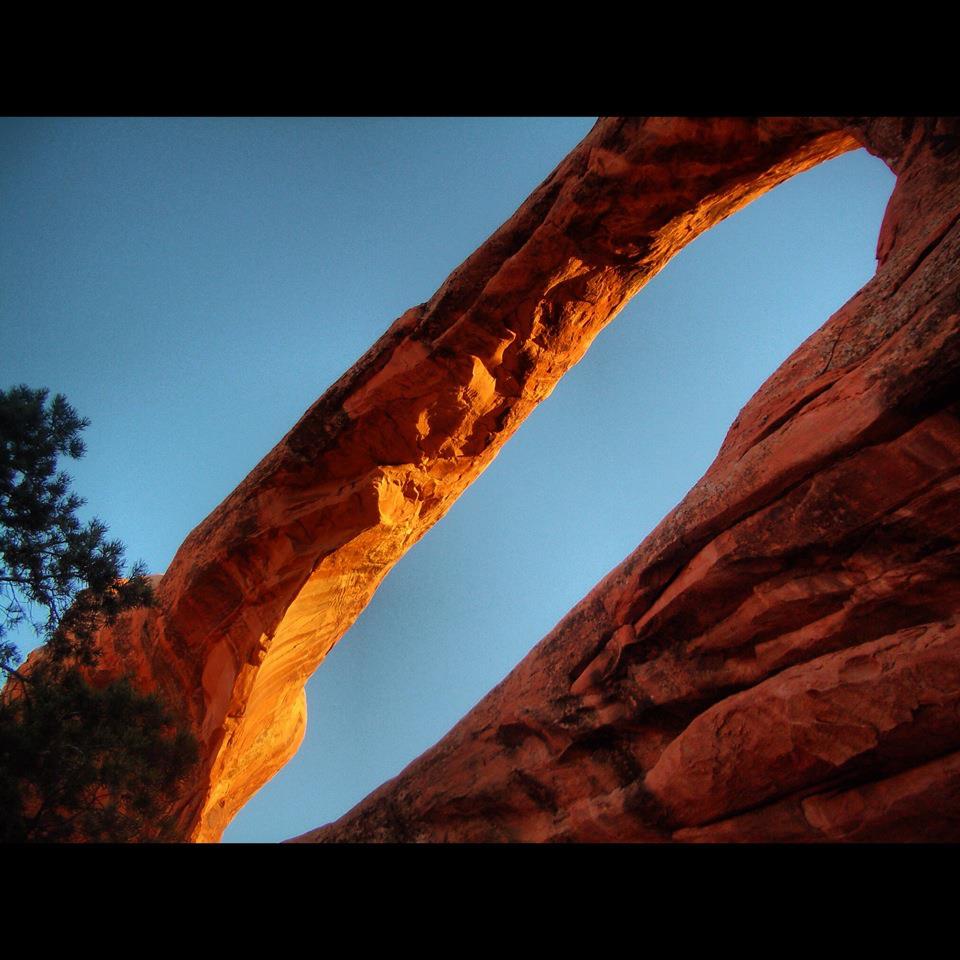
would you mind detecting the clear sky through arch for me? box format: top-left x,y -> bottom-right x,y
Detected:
0,118 -> 895,842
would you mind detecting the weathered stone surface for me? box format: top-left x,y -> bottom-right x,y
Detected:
291,117 -> 960,843
26,116 -> 959,842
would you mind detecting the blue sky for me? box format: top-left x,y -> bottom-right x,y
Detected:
0,118 -> 895,842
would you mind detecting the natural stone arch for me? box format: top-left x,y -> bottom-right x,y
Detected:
75,117 -> 960,841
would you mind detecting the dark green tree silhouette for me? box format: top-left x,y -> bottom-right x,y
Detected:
0,386 -> 197,842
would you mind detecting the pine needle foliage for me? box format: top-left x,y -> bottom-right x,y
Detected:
0,386 -> 197,842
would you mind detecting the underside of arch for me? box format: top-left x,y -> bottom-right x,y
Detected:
73,117 -> 960,842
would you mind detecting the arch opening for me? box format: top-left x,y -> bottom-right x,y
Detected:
223,145 -> 896,843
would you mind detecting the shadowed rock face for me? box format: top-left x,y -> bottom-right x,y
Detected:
56,117 -> 959,842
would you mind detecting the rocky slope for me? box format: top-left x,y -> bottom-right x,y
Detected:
46,116 -> 959,842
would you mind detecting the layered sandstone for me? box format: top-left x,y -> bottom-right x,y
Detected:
37,116 -> 959,842
292,117 -> 960,843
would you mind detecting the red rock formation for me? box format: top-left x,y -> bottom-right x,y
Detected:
290,117 -> 960,843
34,116 -> 958,842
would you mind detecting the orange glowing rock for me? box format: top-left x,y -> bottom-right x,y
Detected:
34,117 -> 960,842
290,117 -> 960,843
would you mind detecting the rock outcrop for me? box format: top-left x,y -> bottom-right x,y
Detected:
48,117 -> 959,842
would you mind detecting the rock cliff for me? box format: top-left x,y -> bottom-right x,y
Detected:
59,117 -> 960,842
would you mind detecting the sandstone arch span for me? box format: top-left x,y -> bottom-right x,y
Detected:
73,117 -> 959,841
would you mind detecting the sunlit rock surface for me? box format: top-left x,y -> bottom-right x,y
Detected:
57,116 -> 958,842
291,117 -> 960,843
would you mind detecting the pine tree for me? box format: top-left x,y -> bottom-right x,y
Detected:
0,385 -> 197,842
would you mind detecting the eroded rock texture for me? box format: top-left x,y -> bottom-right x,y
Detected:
39,116 -> 958,842
291,116 -> 960,843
